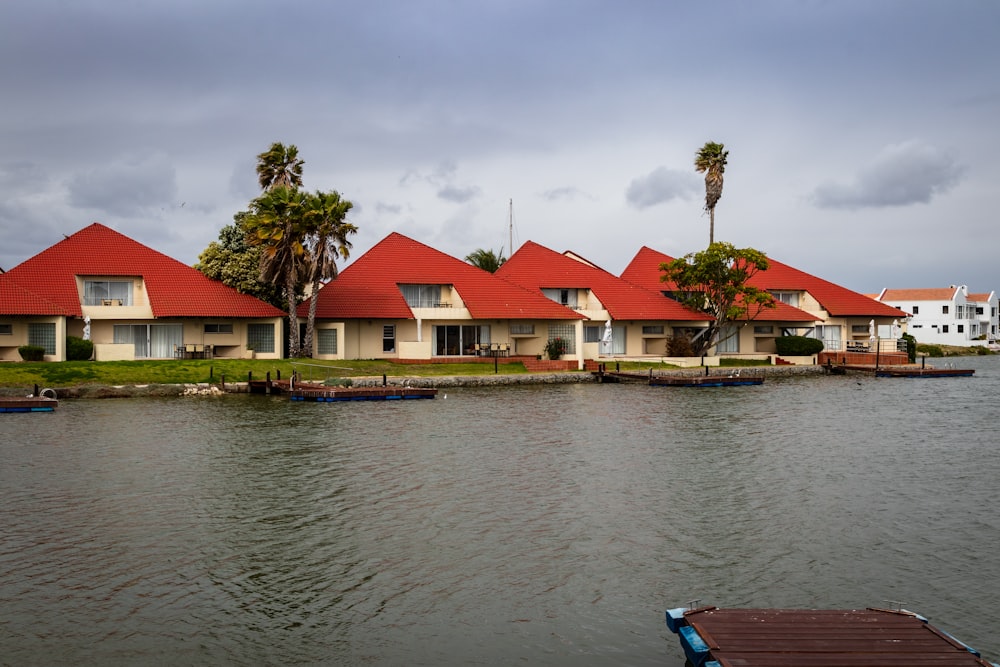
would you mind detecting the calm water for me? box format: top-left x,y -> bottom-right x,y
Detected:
2,358 -> 999,665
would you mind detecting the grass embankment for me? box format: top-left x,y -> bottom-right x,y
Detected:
0,357 -> 776,391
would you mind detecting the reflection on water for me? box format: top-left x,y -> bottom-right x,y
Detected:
2,358 -> 1000,665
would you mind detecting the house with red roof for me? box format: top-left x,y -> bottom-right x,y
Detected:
297,232 -> 584,362
621,246 -> 820,356
875,285 -> 997,347
621,246 -> 907,356
496,241 -> 711,360
0,223 -> 286,361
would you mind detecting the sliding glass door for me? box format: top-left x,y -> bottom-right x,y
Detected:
433,325 -> 490,356
114,324 -> 183,358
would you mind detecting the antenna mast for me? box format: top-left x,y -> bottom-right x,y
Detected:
508,198 -> 513,258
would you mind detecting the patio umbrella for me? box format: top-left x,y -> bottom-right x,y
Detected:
602,320 -> 613,355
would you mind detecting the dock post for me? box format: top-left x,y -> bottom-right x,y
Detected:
34,384 -> 39,397
277,369 -> 281,380
266,371 -> 271,395
383,374 -> 387,386
616,362 -> 620,372
221,374 -> 225,390
248,371 -> 252,385
209,366 -> 213,382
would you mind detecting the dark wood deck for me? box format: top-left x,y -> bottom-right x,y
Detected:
248,379 -> 436,400
666,606 -> 994,666
876,367 -> 975,378
593,369 -> 764,387
289,385 -> 438,401
0,396 -> 58,412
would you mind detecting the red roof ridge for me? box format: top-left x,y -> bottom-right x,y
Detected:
3,222 -> 285,318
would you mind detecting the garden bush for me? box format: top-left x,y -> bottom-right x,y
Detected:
901,333 -> 917,363
66,336 -> 94,361
543,337 -> 568,360
18,345 -> 46,361
917,343 -> 944,358
774,335 -> 824,356
666,335 -> 696,357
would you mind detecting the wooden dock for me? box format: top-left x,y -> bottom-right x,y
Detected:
247,378 -> 438,401
876,367 -> 975,378
666,606 -> 996,666
650,374 -> 764,387
0,396 -> 58,413
593,368 -> 764,387
289,385 -> 438,402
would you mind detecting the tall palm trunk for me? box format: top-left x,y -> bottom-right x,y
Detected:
286,269 -> 300,358
304,280 -> 320,356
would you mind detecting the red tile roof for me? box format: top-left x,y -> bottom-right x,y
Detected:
300,232 -> 585,320
0,276 -> 73,315
748,258 -> 907,317
2,223 -> 285,318
498,241 -> 711,322
620,246 -> 820,323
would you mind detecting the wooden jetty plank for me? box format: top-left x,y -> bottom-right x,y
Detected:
0,396 -> 58,412
667,607 -> 994,667
876,367 -> 975,378
289,385 -> 437,401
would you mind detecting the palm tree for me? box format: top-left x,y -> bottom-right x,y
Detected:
465,248 -> 506,273
694,141 -> 729,245
256,142 -> 304,191
301,190 -> 357,355
244,186 -> 309,357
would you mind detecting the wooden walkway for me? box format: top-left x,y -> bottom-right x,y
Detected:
666,606 -> 996,666
289,385 -> 437,401
593,368 -> 764,387
0,396 -> 58,413
248,378 -> 437,401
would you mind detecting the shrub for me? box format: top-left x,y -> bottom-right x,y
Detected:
666,335 -> 696,357
543,337 -> 567,360
18,345 -> 46,361
901,333 -> 917,363
66,336 -> 94,361
917,343 -> 944,358
774,335 -> 824,356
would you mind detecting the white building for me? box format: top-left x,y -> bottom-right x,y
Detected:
875,285 -> 998,347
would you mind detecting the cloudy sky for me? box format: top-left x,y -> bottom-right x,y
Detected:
2,1 -> 997,294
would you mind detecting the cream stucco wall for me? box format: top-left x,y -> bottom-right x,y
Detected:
0,317 -> 67,361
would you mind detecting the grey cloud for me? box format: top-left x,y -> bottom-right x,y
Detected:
376,201 -> 403,215
437,184 -> 481,204
812,141 -> 965,210
542,186 -> 590,202
67,154 -> 179,217
625,167 -> 700,209
0,162 -> 49,190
